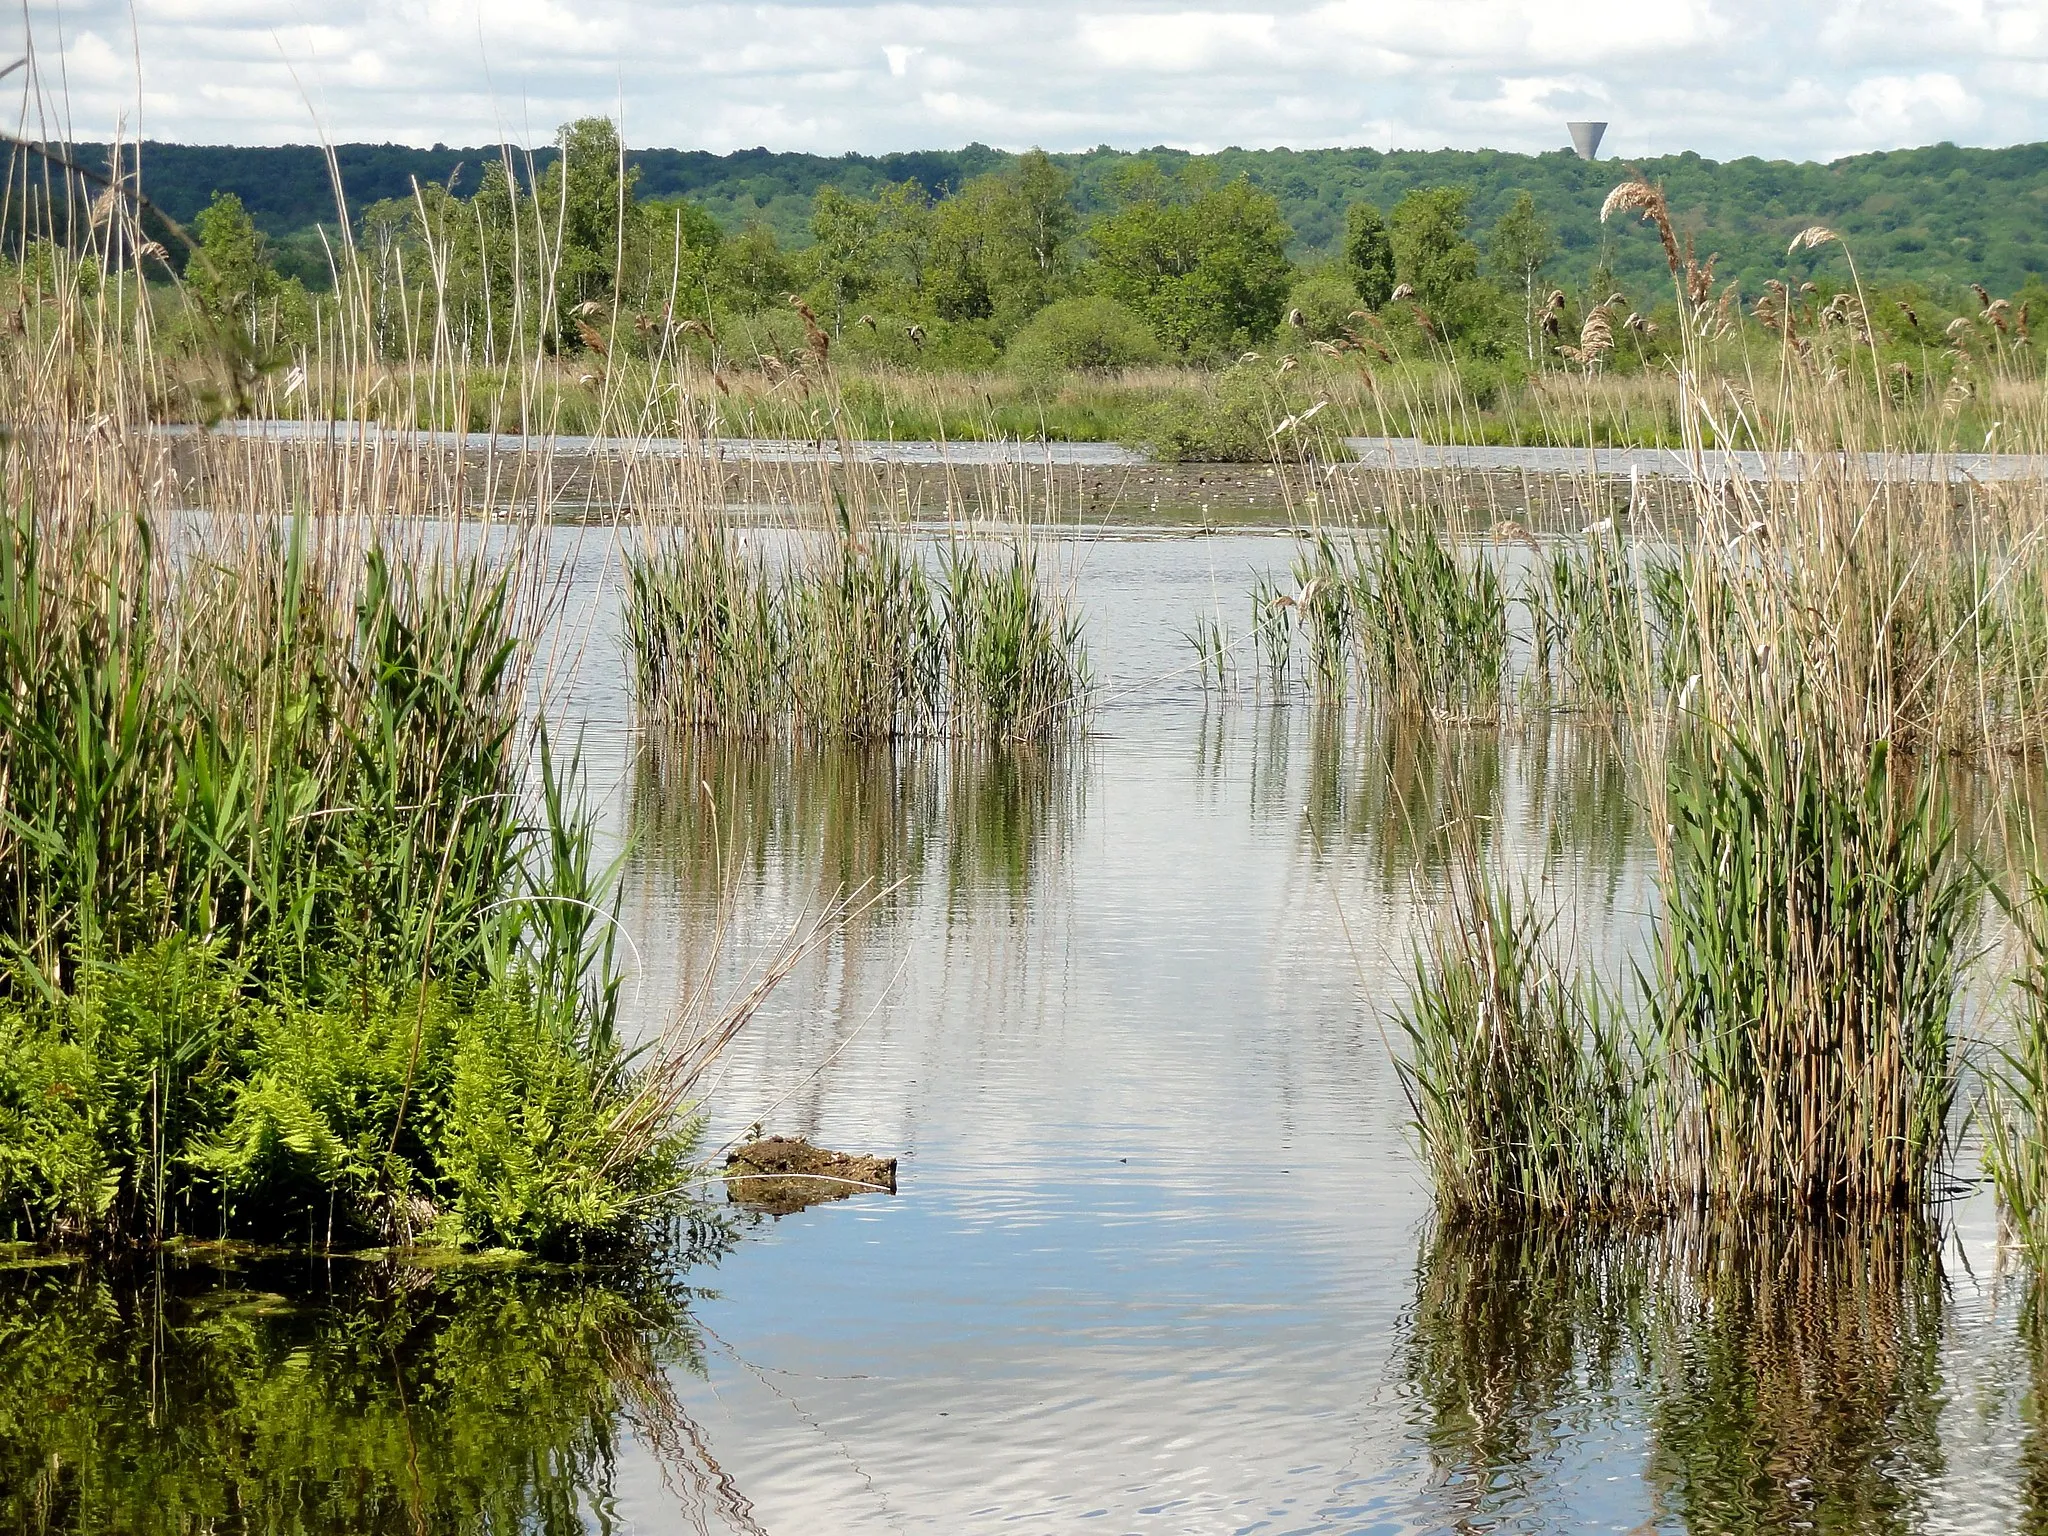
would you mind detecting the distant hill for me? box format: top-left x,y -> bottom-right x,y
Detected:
75,138 -> 2048,299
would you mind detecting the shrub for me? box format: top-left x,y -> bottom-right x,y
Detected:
1005,295 -> 1163,374
1131,365 -> 1349,463
0,938 -> 698,1252
1277,265 -> 1362,344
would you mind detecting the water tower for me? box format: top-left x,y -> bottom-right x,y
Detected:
1567,121 -> 1608,160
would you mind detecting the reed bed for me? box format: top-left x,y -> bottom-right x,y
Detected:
624,519 -> 1089,742
1394,854 -> 1656,1220
1387,176 -> 2026,1227
1241,523 -> 1507,715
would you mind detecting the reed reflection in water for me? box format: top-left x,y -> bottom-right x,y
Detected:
1404,1216 -> 1956,1535
0,1236 -> 756,1534
630,730 -> 1083,926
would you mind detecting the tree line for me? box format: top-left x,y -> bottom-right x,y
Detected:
81,132 -> 2048,303
172,116 -> 2048,384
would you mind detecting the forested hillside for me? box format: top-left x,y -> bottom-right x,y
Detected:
79,137 -> 2048,298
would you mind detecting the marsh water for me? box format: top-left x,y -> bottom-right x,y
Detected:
187,420 -> 2048,481
8,521 -> 2048,1533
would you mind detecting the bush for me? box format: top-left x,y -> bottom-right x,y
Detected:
0,938 -> 698,1252
1277,266 -> 1363,344
1130,365 -> 1350,463
0,505 -> 700,1256
1004,295 -> 1163,374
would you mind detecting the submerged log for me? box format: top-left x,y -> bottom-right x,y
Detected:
725,1136 -> 898,1215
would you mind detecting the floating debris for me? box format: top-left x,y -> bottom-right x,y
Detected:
725,1136 -> 899,1215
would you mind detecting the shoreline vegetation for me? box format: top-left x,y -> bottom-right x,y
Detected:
45,116 -> 2048,462
1273,180 -> 2048,1248
0,123 -> 894,1261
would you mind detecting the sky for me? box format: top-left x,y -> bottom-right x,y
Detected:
13,0 -> 2048,161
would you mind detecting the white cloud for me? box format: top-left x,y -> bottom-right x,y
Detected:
1844,70 -> 1980,141
13,0 -> 2047,157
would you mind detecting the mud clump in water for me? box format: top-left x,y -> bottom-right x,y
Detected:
726,1136 -> 899,1215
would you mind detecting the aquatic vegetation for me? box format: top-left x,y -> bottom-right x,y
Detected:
1353,520 -> 1507,715
1240,523 -> 1508,715
1528,527 -> 1646,705
1654,731 -> 1971,1214
0,502 -> 758,1253
1391,187 -> 1999,1226
1984,870 -> 2048,1264
625,521 -> 1087,742
0,939 -> 704,1250
1395,865 -> 1657,1219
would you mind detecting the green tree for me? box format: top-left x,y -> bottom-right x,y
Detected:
643,196 -> 728,328
720,222 -> 793,312
1488,191 -> 1557,360
808,184 -> 885,325
1343,199 -> 1396,310
189,191 -> 280,336
1013,150 -> 1076,283
927,151 -> 1077,331
1390,187 -> 1480,312
536,117 -> 639,335
1090,163 -> 1293,356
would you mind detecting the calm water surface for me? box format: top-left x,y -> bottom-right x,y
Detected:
6,525 -> 2044,1533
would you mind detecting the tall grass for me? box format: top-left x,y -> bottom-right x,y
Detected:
1395,855 -> 1657,1219
1654,733 -> 1971,1212
1392,179 -> 1994,1224
625,520 -> 1088,742
1237,522 -> 1507,715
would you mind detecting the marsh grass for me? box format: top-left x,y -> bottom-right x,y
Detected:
1654,732 -> 1972,1213
1394,854 -> 1658,1220
1392,178 -> 2004,1226
625,520 -> 1088,742
0,127 -> 883,1256
1528,527 -> 1651,705
1235,522 -> 1508,715
1985,868 -> 2048,1263
0,493 -> 842,1252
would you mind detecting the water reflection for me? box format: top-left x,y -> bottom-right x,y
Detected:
0,1238 -> 753,1534
1403,1217 -> 1949,1535
1649,1220 -> 1945,1534
630,732 -> 1082,922
1199,706 -> 1642,900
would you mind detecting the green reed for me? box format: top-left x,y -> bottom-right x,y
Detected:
1398,648 -> 1973,1222
1656,731 -> 1972,1213
1354,522 -> 1508,715
626,522 -> 1087,742
1395,860 -> 1660,1220
1245,524 -> 1507,714
1529,527 -> 1646,705
1985,870 -> 2048,1264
